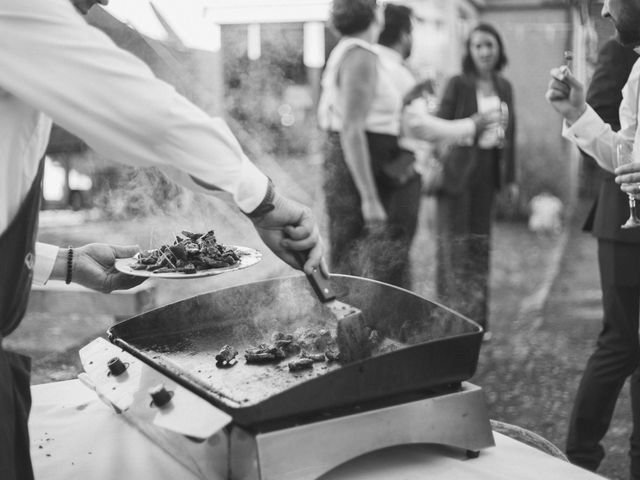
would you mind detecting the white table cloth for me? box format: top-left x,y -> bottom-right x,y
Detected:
29,380 -> 607,480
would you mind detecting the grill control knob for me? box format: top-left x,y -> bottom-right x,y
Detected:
107,357 -> 127,376
149,384 -> 173,408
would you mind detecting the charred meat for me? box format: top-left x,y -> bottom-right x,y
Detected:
215,345 -> 238,366
130,230 -> 240,274
244,344 -> 286,364
288,357 -> 314,372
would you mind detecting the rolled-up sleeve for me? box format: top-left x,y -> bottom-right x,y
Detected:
562,106 -> 617,173
33,242 -> 58,286
0,0 -> 267,212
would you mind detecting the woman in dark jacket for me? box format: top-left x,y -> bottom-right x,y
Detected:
435,23 -> 517,338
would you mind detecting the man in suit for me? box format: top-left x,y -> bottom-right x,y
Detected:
565,37 -> 640,477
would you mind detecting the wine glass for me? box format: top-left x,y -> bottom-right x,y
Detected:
496,101 -> 509,148
615,139 -> 640,229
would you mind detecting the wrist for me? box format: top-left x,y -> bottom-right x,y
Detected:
246,178 -> 276,219
51,247 -> 72,282
564,104 -> 587,126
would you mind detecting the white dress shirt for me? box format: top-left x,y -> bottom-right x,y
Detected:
563,56 -> 640,172
0,0 -> 268,283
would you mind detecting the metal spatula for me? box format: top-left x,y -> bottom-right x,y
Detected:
295,255 -> 371,363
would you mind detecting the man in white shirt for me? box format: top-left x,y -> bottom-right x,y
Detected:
0,1 -> 324,478
546,1 -> 640,478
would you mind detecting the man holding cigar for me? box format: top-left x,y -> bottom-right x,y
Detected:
546,1 -> 640,477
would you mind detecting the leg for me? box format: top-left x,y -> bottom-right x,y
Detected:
323,134 -> 365,276
435,192 -> 472,316
631,367 -> 640,480
377,174 -> 422,289
566,240 -> 640,472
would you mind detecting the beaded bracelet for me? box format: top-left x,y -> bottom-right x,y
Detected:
65,247 -> 74,285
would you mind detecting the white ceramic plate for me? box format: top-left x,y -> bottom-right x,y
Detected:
114,246 -> 262,279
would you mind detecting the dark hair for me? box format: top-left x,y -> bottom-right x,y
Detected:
330,0 -> 377,36
462,23 -> 508,74
378,3 -> 413,47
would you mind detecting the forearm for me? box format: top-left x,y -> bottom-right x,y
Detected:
562,105 -> 618,172
340,126 -> 380,204
0,0 -> 266,213
406,111 -> 475,143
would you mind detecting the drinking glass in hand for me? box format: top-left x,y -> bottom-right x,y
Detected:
615,139 -> 640,229
496,101 -> 509,148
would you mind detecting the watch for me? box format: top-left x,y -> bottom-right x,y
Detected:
247,178 -> 275,218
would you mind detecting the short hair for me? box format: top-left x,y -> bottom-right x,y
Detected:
378,3 -> 413,47
330,0 -> 378,36
462,23 -> 508,74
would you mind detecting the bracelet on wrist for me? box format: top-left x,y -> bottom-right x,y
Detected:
246,178 -> 276,219
65,247 -> 74,285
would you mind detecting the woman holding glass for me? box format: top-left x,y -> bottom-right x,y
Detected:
435,23 -> 517,339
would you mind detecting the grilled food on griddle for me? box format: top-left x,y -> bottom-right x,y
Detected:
244,328 -> 342,371
288,357 -> 314,372
130,230 -> 239,274
244,344 -> 287,364
215,344 -> 238,366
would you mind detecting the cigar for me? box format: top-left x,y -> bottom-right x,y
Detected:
564,50 -> 573,69
558,50 -> 573,79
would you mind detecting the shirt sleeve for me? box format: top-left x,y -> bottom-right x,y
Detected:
562,106 -> 617,173
403,99 -> 475,143
0,0 -> 267,213
33,242 -> 59,285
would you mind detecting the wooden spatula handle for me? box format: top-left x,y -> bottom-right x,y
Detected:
293,251 -> 336,303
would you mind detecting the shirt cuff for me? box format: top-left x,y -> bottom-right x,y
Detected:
562,105 -> 600,142
34,242 -> 59,285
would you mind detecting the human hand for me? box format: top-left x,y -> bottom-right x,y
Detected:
251,191 -> 327,276
545,66 -> 587,124
60,243 -> 145,293
615,162 -> 640,195
471,109 -> 501,135
361,197 -> 387,230
71,0 -> 108,15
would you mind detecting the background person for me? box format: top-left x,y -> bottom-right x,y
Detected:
567,37 -> 640,478
546,0 -> 640,474
0,0 -> 325,478
435,22 -> 517,340
318,0 -> 405,287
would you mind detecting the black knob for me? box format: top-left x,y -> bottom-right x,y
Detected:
107,357 -> 127,376
149,384 -> 173,408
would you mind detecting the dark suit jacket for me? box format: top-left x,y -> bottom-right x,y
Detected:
437,73 -> 516,191
582,38 -> 640,243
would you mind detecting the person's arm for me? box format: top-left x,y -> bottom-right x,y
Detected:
403,98 -> 476,142
546,66 -> 623,173
1,0 -> 325,275
337,47 -> 386,225
0,0 -> 266,212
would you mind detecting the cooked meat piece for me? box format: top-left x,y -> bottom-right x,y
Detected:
300,350 -> 326,362
215,345 -> 238,365
288,357 -> 314,372
244,344 -> 286,364
324,349 -> 340,362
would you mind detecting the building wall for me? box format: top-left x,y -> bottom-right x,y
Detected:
481,6 -> 575,203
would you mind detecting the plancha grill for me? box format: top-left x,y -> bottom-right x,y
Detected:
80,274 -> 494,479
